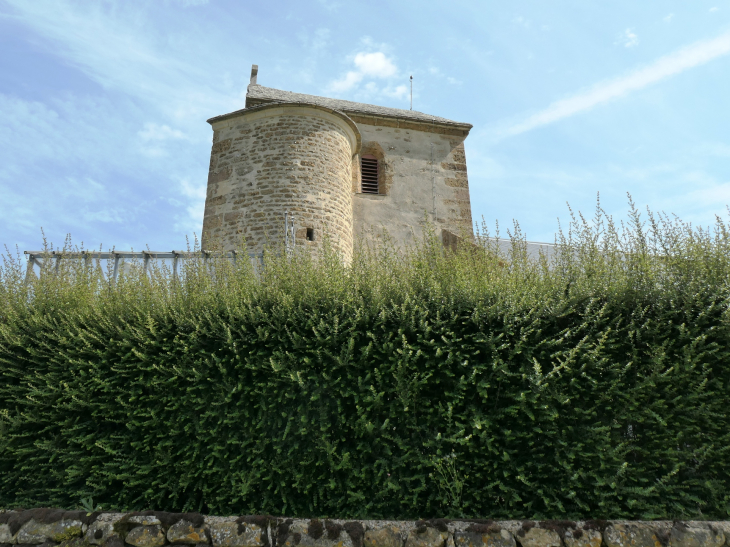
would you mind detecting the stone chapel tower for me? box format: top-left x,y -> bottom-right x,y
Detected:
202,65 -> 473,260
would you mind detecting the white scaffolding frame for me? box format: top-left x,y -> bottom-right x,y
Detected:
23,250 -> 264,284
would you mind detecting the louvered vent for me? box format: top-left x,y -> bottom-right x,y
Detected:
360,156 -> 379,194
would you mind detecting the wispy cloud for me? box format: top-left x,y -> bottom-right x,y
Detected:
316,0 -> 341,11
382,85 -> 409,100
175,177 -> 206,234
617,28 -> 639,48
0,0 -> 234,248
709,7 -> 719,13
512,15 -> 531,29
138,123 -> 188,142
172,0 -> 209,6
505,31 -> 730,137
0,0 -> 241,119
663,13 -> 675,23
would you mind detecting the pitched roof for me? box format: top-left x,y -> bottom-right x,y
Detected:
244,84 -> 472,129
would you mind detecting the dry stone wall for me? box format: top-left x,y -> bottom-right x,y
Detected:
203,104 -> 359,261
2,510 -> 730,547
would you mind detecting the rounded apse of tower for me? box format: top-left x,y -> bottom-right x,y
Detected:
202,102 -> 361,262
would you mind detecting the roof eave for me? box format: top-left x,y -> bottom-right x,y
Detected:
244,96 -> 472,132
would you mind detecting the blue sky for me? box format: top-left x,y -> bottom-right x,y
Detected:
1,0 -> 729,251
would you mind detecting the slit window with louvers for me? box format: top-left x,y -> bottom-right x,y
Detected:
360,155 -> 379,194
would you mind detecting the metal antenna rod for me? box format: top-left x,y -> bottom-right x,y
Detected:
410,75 -> 413,110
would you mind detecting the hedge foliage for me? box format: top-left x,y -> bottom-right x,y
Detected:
2,202 -> 730,519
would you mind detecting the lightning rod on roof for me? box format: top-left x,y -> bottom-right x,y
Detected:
410,75 -> 413,110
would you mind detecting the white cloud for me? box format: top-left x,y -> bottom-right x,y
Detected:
173,0 -> 209,5
663,13 -> 675,22
619,28 -> 639,48
138,123 -> 187,142
353,52 -> 398,77
447,77 -> 462,85
383,85 -> 408,100
137,123 -> 189,158
329,71 -> 364,92
176,178 -> 206,234
504,31 -> 730,137
327,50 -> 400,93
710,7 -> 719,13
84,210 -> 125,223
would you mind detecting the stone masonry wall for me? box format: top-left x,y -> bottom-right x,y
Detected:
2,509 -> 730,547
202,106 -> 357,261
350,118 -> 473,248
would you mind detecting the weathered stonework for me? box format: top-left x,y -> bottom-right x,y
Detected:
16,519 -> 84,544
352,124 -> 472,247
207,520 -> 263,547
279,519 -> 355,547
363,527 -> 402,547
453,529 -> 515,547
603,523 -> 662,547
6,510 -> 730,547
563,528 -> 602,547
203,103 -> 359,262
515,528 -> 560,547
201,68 -> 475,260
669,523 -> 724,547
85,515 -> 124,546
405,527 -> 448,547
125,525 -> 167,547
167,520 -> 208,544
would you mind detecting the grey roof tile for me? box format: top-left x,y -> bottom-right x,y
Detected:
243,85 -> 472,129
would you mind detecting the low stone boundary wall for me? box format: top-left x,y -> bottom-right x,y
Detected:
2,509 -> 729,547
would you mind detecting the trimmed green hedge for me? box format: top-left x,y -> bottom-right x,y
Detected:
2,206 -> 730,519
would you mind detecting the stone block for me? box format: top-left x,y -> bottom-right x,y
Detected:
453,530 -> 516,547
209,522 -> 263,547
208,167 -> 232,185
58,538 -> 92,547
669,523 -> 724,547
86,520 -> 116,546
516,528 -> 560,547
125,525 -> 166,547
279,520 -> 353,547
0,523 -> 14,543
604,524 -> 661,547
17,519 -> 84,544
127,516 -> 162,527
563,528 -> 601,547
104,537 -> 126,547
440,162 -> 467,172
363,527 -> 402,547
405,528 -> 448,547
167,520 -> 209,544
212,139 -> 232,155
